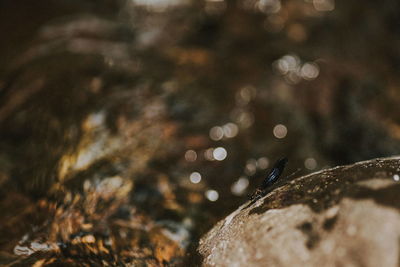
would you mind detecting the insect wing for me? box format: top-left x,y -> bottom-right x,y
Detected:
262,167 -> 280,188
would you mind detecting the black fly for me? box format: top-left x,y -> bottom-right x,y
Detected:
249,157 -> 288,201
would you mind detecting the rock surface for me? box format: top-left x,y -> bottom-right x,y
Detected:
198,157 -> 400,267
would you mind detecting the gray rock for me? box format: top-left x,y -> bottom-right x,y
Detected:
198,157 -> 400,267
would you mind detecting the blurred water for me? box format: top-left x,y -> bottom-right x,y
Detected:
1,0 -> 400,265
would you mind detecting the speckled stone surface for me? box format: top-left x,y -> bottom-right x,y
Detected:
198,156 -> 400,267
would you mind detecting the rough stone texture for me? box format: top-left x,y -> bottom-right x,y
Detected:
198,157 -> 400,267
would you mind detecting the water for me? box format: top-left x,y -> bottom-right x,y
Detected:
1,0 -> 400,265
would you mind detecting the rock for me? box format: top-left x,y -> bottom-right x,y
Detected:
198,157 -> 400,267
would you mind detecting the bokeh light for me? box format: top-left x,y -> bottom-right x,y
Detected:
205,190 -> 219,202
204,148 -> 215,161
231,177 -> 249,196
273,124 -> 287,139
304,158 -> 318,170
189,172 -> 202,184
222,123 -> 239,138
313,0 -> 335,11
213,147 -> 227,161
300,63 -> 319,80
245,159 -> 257,176
209,126 -> 224,141
257,157 -> 269,169
185,150 -> 197,162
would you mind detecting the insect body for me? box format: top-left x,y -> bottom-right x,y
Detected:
249,157 -> 288,201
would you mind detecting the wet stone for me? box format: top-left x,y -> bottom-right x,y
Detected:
198,157 -> 400,267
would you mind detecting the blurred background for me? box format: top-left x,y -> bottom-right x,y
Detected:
1,0 -> 400,265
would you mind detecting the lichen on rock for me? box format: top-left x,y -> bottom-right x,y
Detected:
198,157 -> 400,267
